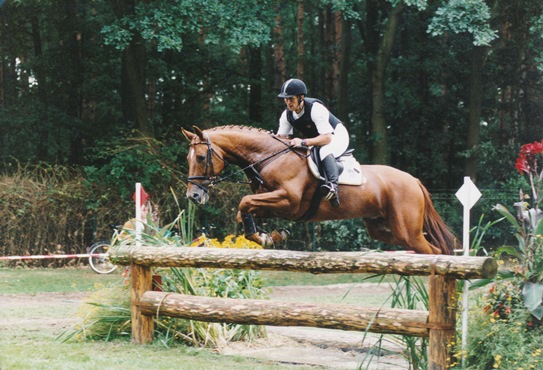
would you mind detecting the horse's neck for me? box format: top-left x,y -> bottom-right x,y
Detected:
213,132 -> 277,166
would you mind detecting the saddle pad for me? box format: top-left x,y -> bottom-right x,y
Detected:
308,155 -> 366,186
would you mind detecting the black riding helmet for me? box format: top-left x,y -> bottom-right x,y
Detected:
278,78 -> 307,98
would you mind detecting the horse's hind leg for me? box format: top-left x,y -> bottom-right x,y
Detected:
388,210 -> 441,254
365,212 -> 441,255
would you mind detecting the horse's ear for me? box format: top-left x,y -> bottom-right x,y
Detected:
192,126 -> 206,140
181,128 -> 194,142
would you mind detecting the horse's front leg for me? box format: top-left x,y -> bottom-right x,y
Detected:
236,189 -> 299,247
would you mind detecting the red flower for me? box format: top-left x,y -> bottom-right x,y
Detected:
515,154 -> 530,174
516,139 -> 543,175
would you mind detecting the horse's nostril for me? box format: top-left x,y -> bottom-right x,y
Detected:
188,193 -> 200,204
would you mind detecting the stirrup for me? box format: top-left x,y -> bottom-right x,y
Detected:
321,183 -> 339,202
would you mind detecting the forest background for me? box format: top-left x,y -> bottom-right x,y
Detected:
1,0 -> 543,258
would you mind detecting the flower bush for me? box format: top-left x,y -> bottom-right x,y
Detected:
190,233 -> 263,249
455,139 -> 543,368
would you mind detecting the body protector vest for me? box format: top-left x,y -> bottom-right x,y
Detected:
286,98 -> 341,138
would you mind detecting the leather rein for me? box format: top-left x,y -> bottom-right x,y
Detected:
187,134 -> 307,193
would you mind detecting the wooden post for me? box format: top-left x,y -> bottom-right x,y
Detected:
131,262 -> 154,344
428,274 -> 457,369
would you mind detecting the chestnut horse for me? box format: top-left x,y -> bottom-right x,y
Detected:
182,125 -> 458,255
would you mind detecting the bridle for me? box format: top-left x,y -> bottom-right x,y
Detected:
187,138 -> 228,193
187,134 -> 307,194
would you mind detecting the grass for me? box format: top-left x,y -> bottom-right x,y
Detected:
0,266 -> 121,294
260,270 -> 395,286
0,267 -> 393,370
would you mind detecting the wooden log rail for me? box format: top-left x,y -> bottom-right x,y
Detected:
139,291 -> 429,337
110,245 -> 498,370
112,246 -> 497,279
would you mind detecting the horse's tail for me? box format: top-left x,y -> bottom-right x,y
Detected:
419,181 -> 459,255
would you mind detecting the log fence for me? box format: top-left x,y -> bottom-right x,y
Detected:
110,246 -> 497,370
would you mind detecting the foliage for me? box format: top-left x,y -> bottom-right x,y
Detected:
428,0 -> 498,45
493,139 -> 543,320
84,133 -> 186,199
103,0 -> 275,52
454,139 -> 543,368
61,212 -> 268,347
454,289 -> 543,369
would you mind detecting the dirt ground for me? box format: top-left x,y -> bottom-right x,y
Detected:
1,284 -> 409,370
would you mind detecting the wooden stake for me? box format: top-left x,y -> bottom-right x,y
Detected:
130,262 -> 154,344
428,275 -> 457,369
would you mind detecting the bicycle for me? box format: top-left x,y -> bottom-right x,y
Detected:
88,224 -> 121,274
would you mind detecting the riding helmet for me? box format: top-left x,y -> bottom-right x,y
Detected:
278,78 -> 307,98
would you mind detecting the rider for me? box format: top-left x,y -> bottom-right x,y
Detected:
276,78 -> 349,207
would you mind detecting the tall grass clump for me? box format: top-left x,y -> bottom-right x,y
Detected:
358,274 -> 429,370
60,209 -> 268,348
0,162 -> 91,264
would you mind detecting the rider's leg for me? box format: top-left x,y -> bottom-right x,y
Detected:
318,123 -> 348,208
320,154 -> 340,206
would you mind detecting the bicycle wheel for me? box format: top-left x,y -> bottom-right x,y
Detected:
88,241 -> 117,274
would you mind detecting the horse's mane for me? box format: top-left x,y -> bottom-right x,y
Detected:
204,125 -> 286,154
208,125 -> 271,135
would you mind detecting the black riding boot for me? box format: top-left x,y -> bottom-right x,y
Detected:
320,154 -> 340,207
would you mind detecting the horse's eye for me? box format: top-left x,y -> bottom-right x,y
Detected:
196,155 -> 206,163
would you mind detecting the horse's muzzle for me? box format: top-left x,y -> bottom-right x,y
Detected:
187,189 -> 209,205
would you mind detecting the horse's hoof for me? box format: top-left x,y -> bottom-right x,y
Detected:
259,233 -> 274,247
271,228 -> 290,244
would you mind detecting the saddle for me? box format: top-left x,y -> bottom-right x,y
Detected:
307,147 -> 366,186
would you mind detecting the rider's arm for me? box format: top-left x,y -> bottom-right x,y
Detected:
302,133 -> 332,147
296,102 -> 333,146
277,110 -> 293,138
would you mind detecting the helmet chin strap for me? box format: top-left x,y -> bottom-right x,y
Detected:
295,96 -> 305,114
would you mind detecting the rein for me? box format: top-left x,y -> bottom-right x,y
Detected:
188,133 -> 307,192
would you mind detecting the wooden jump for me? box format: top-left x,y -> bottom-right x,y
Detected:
110,246 -> 497,370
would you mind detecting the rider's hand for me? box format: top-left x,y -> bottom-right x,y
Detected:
289,138 -> 304,147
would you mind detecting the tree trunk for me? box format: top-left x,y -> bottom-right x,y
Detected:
369,4 -> 403,164
464,46 -> 488,182
121,33 -> 150,135
110,0 -> 152,136
248,46 -> 263,124
338,19 -> 351,121
30,15 -> 49,161
322,6 -> 340,104
296,0 -> 304,79
0,25 -> 3,108
62,0 -> 85,163
272,5 -> 286,92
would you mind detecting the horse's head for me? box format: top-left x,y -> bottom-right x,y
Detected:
182,126 -> 227,205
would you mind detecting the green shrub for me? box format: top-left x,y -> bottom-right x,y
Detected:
60,216 -> 268,348
455,285 -> 543,369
